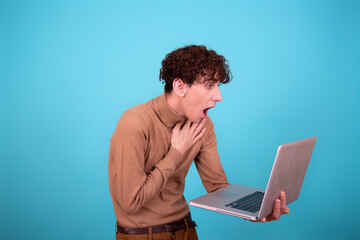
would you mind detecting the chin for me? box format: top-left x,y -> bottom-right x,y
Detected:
188,116 -> 202,123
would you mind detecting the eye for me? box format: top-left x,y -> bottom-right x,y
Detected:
206,84 -> 213,89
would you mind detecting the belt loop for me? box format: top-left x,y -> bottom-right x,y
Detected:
184,217 -> 189,230
184,217 -> 189,240
148,226 -> 152,240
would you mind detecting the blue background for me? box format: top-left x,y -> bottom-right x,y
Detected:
1,0 -> 359,239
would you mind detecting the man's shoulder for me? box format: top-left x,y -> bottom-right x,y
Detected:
117,98 -> 156,129
125,102 -> 149,117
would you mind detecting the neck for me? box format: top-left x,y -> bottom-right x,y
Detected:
165,91 -> 185,117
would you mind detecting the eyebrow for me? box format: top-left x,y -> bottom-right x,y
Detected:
204,79 -> 220,83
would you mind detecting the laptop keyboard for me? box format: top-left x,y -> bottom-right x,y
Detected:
225,191 -> 264,213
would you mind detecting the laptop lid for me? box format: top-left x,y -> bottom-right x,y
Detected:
258,136 -> 317,219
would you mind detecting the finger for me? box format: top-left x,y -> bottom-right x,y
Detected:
273,199 -> 281,219
186,118 -> 192,126
193,127 -> 207,143
193,117 -> 206,135
182,119 -> 191,130
284,207 -> 290,214
280,191 -> 287,213
173,121 -> 182,133
190,120 -> 200,131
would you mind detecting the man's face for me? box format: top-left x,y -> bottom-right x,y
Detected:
182,76 -> 223,123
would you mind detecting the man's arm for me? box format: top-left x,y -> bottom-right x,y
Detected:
194,117 -> 290,222
194,117 -> 230,193
109,110 -> 180,214
109,112 -> 206,214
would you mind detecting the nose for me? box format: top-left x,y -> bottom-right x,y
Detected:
213,86 -> 223,102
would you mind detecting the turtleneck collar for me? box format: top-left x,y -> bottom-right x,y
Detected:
151,92 -> 187,128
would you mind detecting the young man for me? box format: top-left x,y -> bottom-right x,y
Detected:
108,45 -> 289,240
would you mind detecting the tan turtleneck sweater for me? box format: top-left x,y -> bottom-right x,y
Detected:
108,92 -> 229,227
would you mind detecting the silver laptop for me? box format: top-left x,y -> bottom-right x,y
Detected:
189,136 -> 317,221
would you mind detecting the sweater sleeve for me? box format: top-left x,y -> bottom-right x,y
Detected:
108,110 -> 183,214
194,117 -> 230,193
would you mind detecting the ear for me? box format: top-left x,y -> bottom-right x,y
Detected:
172,78 -> 188,97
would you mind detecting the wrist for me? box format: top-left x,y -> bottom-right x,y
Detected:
171,144 -> 185,155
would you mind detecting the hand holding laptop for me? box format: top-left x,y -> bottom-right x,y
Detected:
252,191 -> 290,223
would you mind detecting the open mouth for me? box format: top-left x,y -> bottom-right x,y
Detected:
203,107 -> 212,117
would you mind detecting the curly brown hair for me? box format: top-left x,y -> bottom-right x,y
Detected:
159,45 -> 232,93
